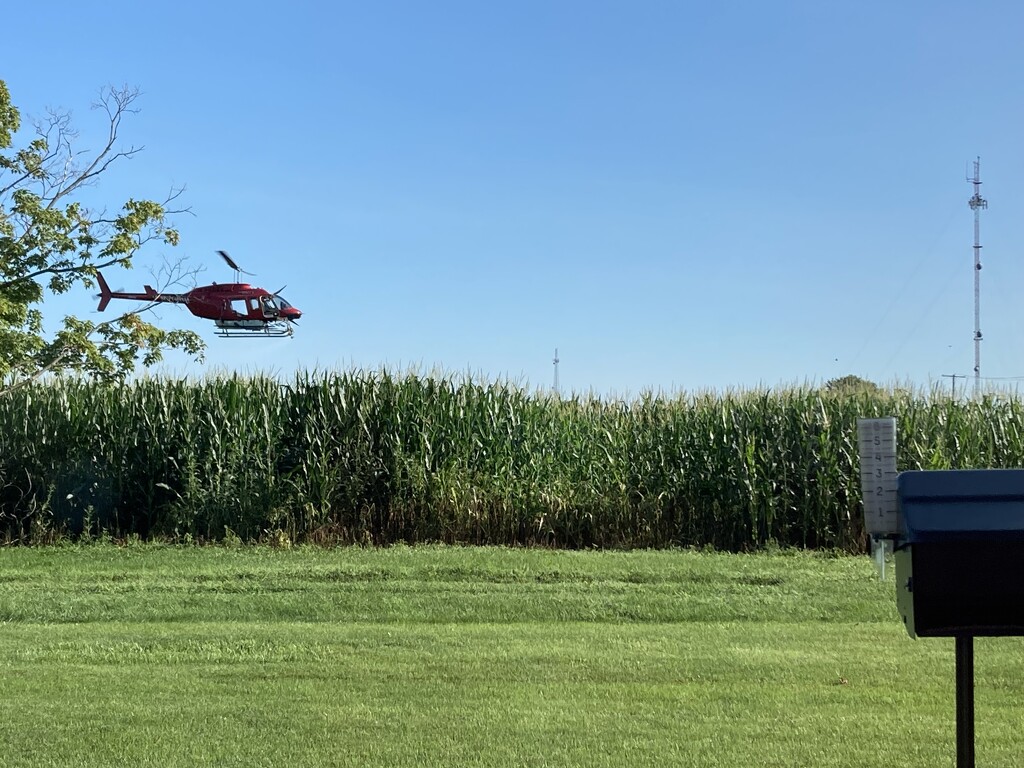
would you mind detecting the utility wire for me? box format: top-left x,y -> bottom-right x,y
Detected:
849,202 -> 961,372
880,257 -> 962,373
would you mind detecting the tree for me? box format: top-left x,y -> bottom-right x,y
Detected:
0,79 -> 204,393
824,374 -> 882,396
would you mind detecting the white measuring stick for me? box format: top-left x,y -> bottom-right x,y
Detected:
856,417 -> 900,537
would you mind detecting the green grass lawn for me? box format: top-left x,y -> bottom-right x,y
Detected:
0,544 -> 1020,767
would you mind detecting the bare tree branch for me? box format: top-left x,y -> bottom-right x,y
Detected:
53,86 -> 144,200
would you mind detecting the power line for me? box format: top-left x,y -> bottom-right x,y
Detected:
881,261 -> 962,374
850,202 -> 961,373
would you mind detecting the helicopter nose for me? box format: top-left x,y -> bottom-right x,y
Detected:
282,307 -> 302,321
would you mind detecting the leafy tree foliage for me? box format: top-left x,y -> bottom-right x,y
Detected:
824,374 -> 882,396
0,80 -> 203,392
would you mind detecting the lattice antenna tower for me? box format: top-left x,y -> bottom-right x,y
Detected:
553,348 -> 560,396
967,157 -> 987,394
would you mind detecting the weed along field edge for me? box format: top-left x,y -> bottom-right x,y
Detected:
0,545 -> 1021,767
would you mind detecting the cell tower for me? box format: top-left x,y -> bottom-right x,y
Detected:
552,348 -> 560,396
967,157 -> 987,394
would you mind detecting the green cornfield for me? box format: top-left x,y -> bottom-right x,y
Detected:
1,371 -> 1021,550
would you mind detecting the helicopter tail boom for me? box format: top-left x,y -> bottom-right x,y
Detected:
95,271 -> 162,311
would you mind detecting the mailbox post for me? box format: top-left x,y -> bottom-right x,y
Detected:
894,468 -> 1024,768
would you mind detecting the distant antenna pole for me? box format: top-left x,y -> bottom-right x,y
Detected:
942,373 -> 963,399
553,348 -> 560,396
967,157 -> 987,394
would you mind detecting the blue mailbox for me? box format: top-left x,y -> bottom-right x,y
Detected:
895,468 -> 1024,638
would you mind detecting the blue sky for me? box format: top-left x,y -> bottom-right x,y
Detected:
5,1 -> 1024,396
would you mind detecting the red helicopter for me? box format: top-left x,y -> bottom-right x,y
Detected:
96,251 -> 302,337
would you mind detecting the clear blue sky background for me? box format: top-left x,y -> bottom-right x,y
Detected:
5,1 -> 1024,396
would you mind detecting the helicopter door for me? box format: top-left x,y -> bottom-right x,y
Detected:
245,297 -> 276,319
258,296 -> 278,318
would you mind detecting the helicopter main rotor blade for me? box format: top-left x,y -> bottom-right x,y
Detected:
217,250 -> 255,275
272,285 -> 287,296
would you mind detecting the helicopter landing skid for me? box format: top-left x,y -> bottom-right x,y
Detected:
215,321 -> 294,338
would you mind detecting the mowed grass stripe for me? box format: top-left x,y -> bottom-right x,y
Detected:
0,545 -> 892,624
0,622 -> 1021,767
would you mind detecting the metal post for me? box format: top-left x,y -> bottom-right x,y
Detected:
967,158 -> 987,395
956,635 -> 975,768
